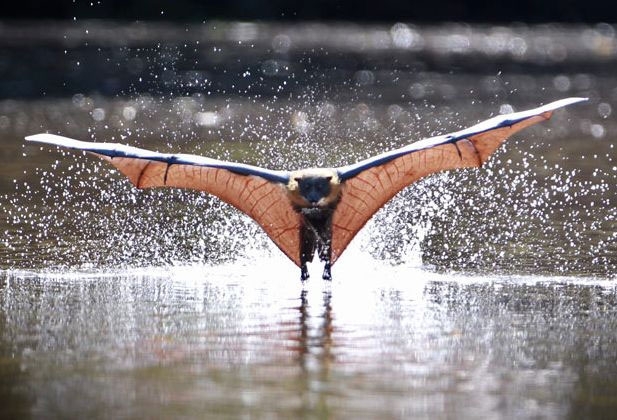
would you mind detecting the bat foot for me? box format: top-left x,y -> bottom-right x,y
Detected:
322,263 -> 332,281
301,264 -> 310,281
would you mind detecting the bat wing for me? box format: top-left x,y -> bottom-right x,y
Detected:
26,133 -> 303,266
330,97 -> 587,263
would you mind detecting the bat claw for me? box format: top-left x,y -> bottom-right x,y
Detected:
301,264 -> 310,281
322,263 -> 332,281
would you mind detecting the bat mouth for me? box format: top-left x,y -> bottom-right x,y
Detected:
300,196 -> 324,207
301,207 -> 325,217
309,200 -> 329,208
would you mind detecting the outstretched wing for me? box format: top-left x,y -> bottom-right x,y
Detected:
26,134 -> 303,266
330,97 -> 587,263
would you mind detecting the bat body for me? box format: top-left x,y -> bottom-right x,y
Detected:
26,97 -> 586,280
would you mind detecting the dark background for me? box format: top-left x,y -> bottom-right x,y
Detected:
1,0 -> 615,23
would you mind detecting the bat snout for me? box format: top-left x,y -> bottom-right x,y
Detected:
305,191 -> 323,205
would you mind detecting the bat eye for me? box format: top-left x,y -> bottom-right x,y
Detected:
294,177 -> 302,183
325,176 -> 332,181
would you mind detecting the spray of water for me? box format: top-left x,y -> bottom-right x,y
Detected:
2,95 -> 614,277
1,30 -> 614,277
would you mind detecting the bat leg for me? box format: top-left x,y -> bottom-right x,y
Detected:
317,240 -> 332,280
301,264 -> 310,281
300,223 -> 316,281
322,262 -> 332,281
300,209 -> 335,281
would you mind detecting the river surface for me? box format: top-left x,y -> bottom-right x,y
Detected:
0,21 -> 616,418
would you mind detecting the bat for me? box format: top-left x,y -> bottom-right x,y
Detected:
26,97 -> 586,280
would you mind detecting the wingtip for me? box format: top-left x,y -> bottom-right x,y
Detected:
545,97 -> 588,109
25,133 -> 50,142
26,133 -> 68,143
563,96 -> 588,104
25,133 -> 91,149
502,97 -> 587,124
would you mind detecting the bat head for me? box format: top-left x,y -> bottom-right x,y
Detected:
287,168 -> 342,209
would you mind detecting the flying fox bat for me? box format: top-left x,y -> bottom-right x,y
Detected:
26,97 -> 585,280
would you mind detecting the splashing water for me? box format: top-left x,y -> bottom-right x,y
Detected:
0,22 -> 615,277
1,96 -> 614,277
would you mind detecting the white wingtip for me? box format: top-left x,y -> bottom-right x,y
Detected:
25,133 -> 92,150
542,97 -> 588,110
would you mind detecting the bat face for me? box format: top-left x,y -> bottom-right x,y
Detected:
286,168 -> 342,209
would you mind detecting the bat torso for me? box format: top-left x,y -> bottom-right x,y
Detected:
285,168 -> 342,279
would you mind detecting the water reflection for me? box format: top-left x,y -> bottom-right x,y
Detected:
2,267 -> 616,417
287,288 -> 335,415
292,289 -> 333,372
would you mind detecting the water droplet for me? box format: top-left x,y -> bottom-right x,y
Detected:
598,102 -> 612,118
591,124 -> 605,138
553,75 -> 571,91
92,108 -> 106,121
195,111 -> 219,127
122,106 -> 137,121
272,34 -> 291,53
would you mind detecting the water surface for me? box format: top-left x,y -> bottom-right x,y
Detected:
0,21 -> 616,418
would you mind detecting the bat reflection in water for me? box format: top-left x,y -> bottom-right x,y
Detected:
27,97 -> 586,280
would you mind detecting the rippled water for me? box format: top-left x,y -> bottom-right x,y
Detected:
1,21 -> 617,418
3,266 -> 617,419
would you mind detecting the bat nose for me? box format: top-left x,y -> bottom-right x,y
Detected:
305,191 -> 322,204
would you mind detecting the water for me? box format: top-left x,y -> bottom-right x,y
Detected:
1,21 -> 617,418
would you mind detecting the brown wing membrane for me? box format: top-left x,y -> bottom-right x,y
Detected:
330,112 -> 553,263
95,155 -> 302,266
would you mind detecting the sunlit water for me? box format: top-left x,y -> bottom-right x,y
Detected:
1,21 -> 617,418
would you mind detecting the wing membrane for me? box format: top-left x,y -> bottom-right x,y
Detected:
26,134 -> 302,266
331,98 -> 586,262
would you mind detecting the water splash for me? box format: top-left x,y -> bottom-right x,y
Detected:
2,94 -> 614,278
1,22 -> 615,276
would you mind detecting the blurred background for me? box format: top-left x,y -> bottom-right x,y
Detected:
1,3 -> 617,420
3,0 -> 617,22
